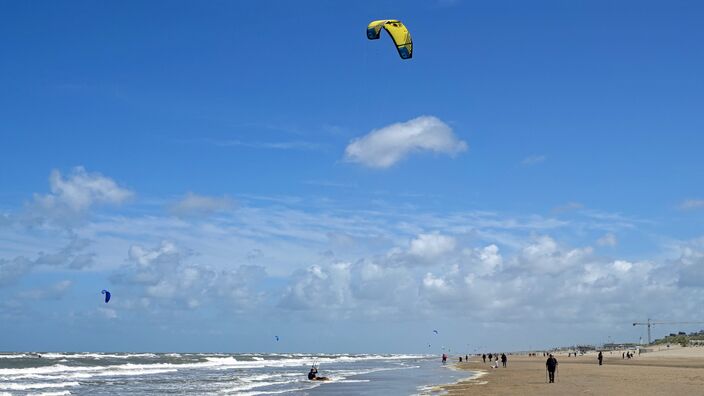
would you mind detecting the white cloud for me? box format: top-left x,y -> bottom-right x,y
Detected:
679,199 -> 704,210
597,233 -> 618,247
114,241 -> 266,313
0,238 -> 94,286
344,116 -> 467,168
521,155 -> 546,166
513,235 -> 592,274
30,167 -> 132,221
409,233 -> 456,259
170,192 -> 235,217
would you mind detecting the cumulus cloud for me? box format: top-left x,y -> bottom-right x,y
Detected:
409,233 -> 456,259
29,167 -> 132,221
114,241 -> 267,312
0,238 -> 94,286
170,192 -> 235,217
344,116 -> 467,168
513,235 -> 592,275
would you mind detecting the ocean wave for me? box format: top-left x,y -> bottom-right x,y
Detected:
28,392 -> 72,396
219,378 -> 302,394
0,381 -> 79,390
38,353 -> 158,360
1,354 -> 428,378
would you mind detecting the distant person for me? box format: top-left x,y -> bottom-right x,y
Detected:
622,352 -> 625,359
598,351 -> 603,366
482,354 -> 486,363
442,353 -> 447,364
501,353 -> 507,368
459,356 -> 463,362
465,354 -> 468,361
488,353 -> 493,361
546,354 -> 558,383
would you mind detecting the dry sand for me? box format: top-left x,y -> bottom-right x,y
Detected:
442,347 -> 704,395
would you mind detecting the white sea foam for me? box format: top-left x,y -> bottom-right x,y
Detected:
219,378 -> 302,393
0,382 -> 79,390
28,392 -> 72,396
38,353 -> 158,360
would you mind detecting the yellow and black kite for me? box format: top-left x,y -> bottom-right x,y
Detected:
366,20 -> 413,60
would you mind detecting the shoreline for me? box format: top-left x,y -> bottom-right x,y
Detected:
438,347 -> 704,395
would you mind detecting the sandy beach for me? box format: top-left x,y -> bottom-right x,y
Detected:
443,347 -> 704,395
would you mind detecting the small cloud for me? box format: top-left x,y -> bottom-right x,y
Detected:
170,192 -> 235,217
597,233 -> 618,247
521,155 -> 546,166
552,202 -> 584,214
409,233 -> 457,259
679,199 -> 704,210
29,167 -> 132,221
344,116 -> 467,168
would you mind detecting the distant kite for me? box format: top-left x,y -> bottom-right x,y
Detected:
433,330 -> 439,334
275,336 -> 280,342
101,289 -> 111,303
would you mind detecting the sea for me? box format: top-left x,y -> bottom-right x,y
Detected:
0,352 -> 475,395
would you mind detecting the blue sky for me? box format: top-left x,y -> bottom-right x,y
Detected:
2,0 -> 704,353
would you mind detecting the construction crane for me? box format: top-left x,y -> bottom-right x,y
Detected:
632,319 -> 704,345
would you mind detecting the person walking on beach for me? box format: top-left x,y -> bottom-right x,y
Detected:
598,351 -> 603,366
442,353 -> 447,364
482,354 -> 486,363
501,353 -> 507,368
546,354 -> 558,383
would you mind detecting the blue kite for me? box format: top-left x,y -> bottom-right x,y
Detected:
101,289 -> 111,303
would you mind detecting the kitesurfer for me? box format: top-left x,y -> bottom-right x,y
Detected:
307,366 -> 329,381
308,367 -> 318,380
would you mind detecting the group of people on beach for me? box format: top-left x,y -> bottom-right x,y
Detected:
478,353 -> 508,368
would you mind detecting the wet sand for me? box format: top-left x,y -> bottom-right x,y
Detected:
443,347 -> 704,395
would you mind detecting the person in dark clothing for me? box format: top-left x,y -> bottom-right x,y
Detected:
459,356 -> 463,362
598,351 -> 603,366
546,354 -> 558,383
308,367 -> 318,380
482,354 -> 486,363
488,353 -> 493,361
501,353 -> 507,368
465,354 -> 468,361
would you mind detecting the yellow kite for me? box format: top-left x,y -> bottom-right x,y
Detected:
366,20 -> 413,59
